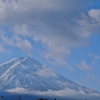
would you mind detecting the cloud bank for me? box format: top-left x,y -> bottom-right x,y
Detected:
0,0 -> 100,67
7,87 -> 100,100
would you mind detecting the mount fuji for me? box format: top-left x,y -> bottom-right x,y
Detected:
0,57 -> 99,100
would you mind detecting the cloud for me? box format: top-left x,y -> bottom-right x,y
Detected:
0,33 -> 33,55
94,55 -> 100,59
6,87 -> 100,99
77,60 -> 92,72
87,9 -> 100,34
0,44 -> 5,52
0,0 -> 100,67
34,66 -> 58,78
89,9 -> 100,21
88,53 -> 100,60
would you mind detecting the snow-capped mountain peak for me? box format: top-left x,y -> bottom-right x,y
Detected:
0,57 -> 98,94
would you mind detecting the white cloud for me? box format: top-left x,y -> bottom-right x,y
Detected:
6,87 -> 100,99
13,36 -> 32,55
0,33 -> 33,55
89,9 -> 100,21
77,60 -> 92,72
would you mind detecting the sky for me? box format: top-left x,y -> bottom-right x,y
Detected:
0,0 -> 100,92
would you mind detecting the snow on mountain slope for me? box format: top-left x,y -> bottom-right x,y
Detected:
0,57 -> 98,94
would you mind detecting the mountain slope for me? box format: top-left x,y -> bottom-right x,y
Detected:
0,57 -> 98,94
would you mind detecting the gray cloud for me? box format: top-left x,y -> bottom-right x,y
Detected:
0,0 -> 100,67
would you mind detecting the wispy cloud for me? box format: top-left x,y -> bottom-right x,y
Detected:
94,55 -> 100,59
34,66 -> 58,78
0,33 -> 33,55
77,60 -> 92,72
0,44 -> 5,52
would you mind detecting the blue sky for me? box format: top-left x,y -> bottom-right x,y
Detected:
0,0 -> 100,92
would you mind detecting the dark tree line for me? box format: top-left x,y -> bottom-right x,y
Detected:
37,98 -> 56,100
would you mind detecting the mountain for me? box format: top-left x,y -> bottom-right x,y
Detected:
0,57 -> 99,95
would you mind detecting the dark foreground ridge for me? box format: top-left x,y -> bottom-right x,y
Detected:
0,96 -> 57,100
